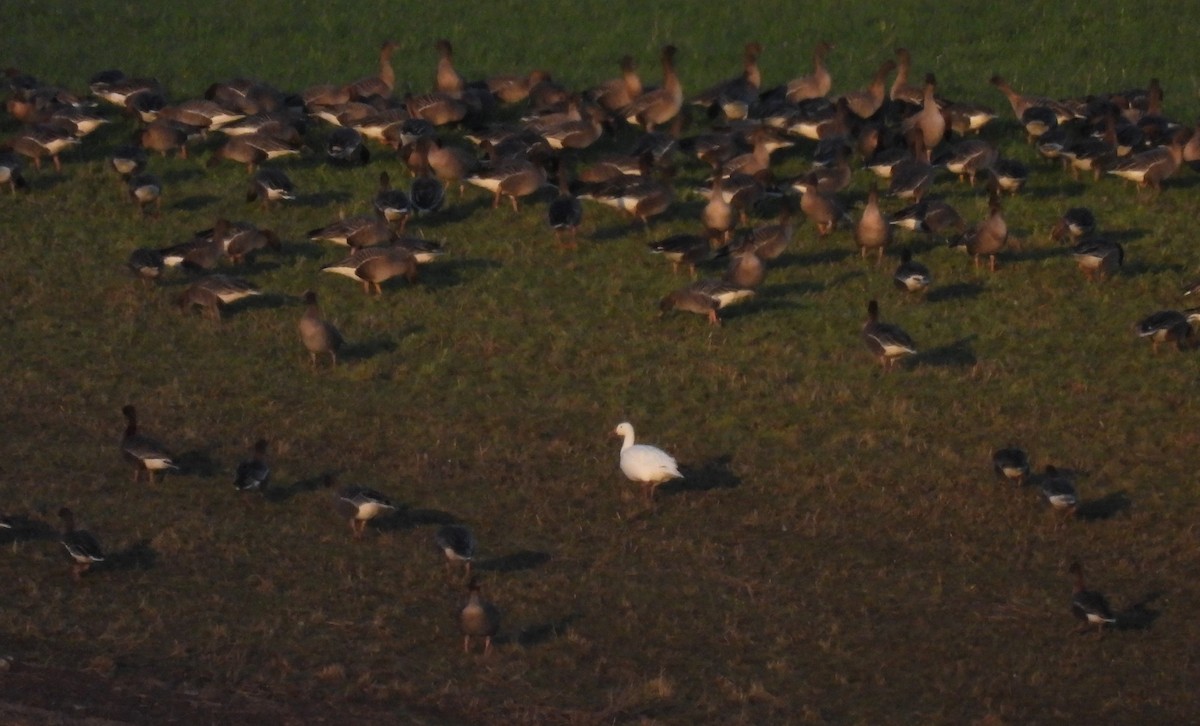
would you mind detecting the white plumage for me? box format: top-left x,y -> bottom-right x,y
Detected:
613,422 -> 682,503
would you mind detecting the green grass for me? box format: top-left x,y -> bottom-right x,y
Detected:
4,1 -> 1200,723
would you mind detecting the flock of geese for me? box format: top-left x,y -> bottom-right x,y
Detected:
5,35 -> 1192,646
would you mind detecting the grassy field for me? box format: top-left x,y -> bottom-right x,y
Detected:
3,1 -> 1200,723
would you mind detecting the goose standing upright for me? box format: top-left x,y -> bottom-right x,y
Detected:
298,290 -> 343,369
785,41 -> 833,102
861,299 -> 917,371
120,405 -> 178,485
855,184 -> 892,264
233,438 -> 271,493
59,507 -> 105,581
621,45 -> 683,132
459,578 -> 501,655
613,422 -> 682,503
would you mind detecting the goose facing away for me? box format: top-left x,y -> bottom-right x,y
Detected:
325,475 -> 397,539
460,578 -> 501,655
1136,309 -> 1200,353
233,438 -> 271,493
1039,465 -> 1078,520
435,524 -> 477,577
59,507 -> 105,581
862,300 -> 917,371
893,248 -> 932,296
1069,561 -> 1117,636
121,405 -> 178,485
176,274 -> 262,321
299,290 -> 344,369
613,422 -> 683,503
991,447 -> 1030,486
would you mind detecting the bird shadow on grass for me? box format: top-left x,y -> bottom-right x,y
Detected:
1120,259 -> 1187,278
172,194 -> 221,212
420,258 -> 502,289
477,550 -> 552,574
926,281 -> 986,303
173,450 -> 220,479
498,612 -> 580,648
1075,490 -> 1132,521
224,294 -> 289,319
913,335 -> 978,369
295,190 -> 354,208
590,222 -> 646,242
661,454 -> 741,498
340,337 -> 398,363
0,515 -> 56,545
383,507 -> 459,531
787,247 -> 855,269
160,167 -> 204,185
420,196 -> 491,227
264,473 -> 332,503
279,240 -> 328,262
106,539 -> 157,572
759,281 -> 825,298
1115,591 -> 1163,631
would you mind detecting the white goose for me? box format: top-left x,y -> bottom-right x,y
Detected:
613,422 -> 682,503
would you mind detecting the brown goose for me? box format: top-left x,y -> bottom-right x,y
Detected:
434,39 -> 466,97
464,151 -> 548,211
691,41 -> 762,120
889,48 -> 923,105
901,74 -> 947,161
861,299 -> 917,372
785,41 -> 834,102
406,92 -> 469,126
855,184 -> 892,264
120,405 -> 178,485
952,193 -> 1008,271
989,75 -> 1074,124
177,275 -> 262,321
298,290 -> 343,369
1107,128 -> 1191,193
127,173 -> 162,217
588,55 -> 643,115
347,40 -> 398,101
11,124 -> 80,171
839,59 -> 897,120
137,119 -> 191,159
459,579 -> 501,655
795,181 -> 848,237
308,214 -> 395,248
621,45 -> 683,132
59,508 -> 105,581
321,245 -> 419,295
659,278 -> 755,325
702,171 -> 736,243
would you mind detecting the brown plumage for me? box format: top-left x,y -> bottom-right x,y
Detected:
298,290 -> 343,369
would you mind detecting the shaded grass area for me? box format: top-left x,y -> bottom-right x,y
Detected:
2,1 -> 1200,723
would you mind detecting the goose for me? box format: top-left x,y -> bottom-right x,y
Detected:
887,157 -> 936,201
855,184 -> 892,264
1060,115 -> 1118,181
945,101 -> 997,136
411,167 -> 447,215
91,73 -> 162,109
893,248 -> 932,296
373,172 -> 412,230
299,290 -> 344,369
1068,561 -> 1117,636
575,158 -> 675,226
613,422 -> 683,503
722,126 -> 793,179
742,203 -> 796,261
0,152 -> 28,193
889,48 -> 923,106
1019,105 -> 1059,144
391,235 -> 447,264
58,508 -> 105,581
158,233 -> 223,271
325,126 -> 370,165
691,41 -> 762,121
792,148 -> 851,195
347,40 -> 398,102
991,447 -> 1030,486
108,144 -> 146,182
127,173 -> 162,217
839,59 -> 897,120
621,45 -> 683,132
434,524 -> 477,577
405,91 -> 469,127
901,74 -> 947,161
1039,465 -> 1078,519
459,579 -> 501,655
547,163 -> 583,247
861,299 -> 917,371
1071,237 -> 1124,282
11,124 -> 80,171
588,55 -> 643,115
951,194 -> 1007,271
989,76 -> 1074,124
126,247 -> 165,283
464,154 -> 548,212
220,110 -> 306,140
233,438 -> 271,493
659,278 -> 755,326
325,475 -> 397,539
487,68 -> 552,105
1050,207 -> 1096,242
794,181 -> 848,237
785,41 -> 834,102
158,99 -> 245,131
988,158 -> 1029,195
1135,309 -> 1200,353
308,214 -> 394,248
434,39 -> 466,97
701,171 -> 736,243
176,274 -> 262,321
137,119 -> 191,159
246,168 -> 295,208
321,245 -> 418,295
210,219 -> 281,264
1107,128 -> 1190,193
647,233 -> 723,276
419,136 -> 478,196
47,106 -> 109,138
121,405 -> 178,485
938,139 -> 997,186
208,133 -> 300,172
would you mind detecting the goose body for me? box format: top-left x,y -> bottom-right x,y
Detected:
59,508 -> 105,580
0,152 -> 28,193
126,247 -> 165,282
373,171 -> 412,228
1136,309 -> 1200,353
1050,207 -> 1097,242
233,439 -> 271,493
246,168 -> 295,207
1071,237 -> 1124,281
321,245 -> 418,294
785,41 -> 833,102
177,274 -> 262,320
613,422 -> 682,502
952,196 -> 1007,271
327,476 -> 397,539
459,580 -> 501,655
121,405 -> 178,484
1069,561 -> 1117,635
862,299 -> 917,371
325,126 -> 370,165
465,156 -> 547,211
547,166 -> 583,247
659,278 -> 755,326
435,524 -> 477,576
299,290 -> 343,368
127,173 -> 162,216
893,248 -> 932,295
621,45 -> 683,131
12,123 -> 80,171
1039,465 -> 1078,515
648,233 -> 722,275
855,185 -> 892,263
991,447 -> 1030,486
307,215 -> 394,248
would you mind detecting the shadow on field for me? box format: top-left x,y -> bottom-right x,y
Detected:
663,454 -> 741,497
397,507 -> 459,527
174,450 -> 220,478
173,194 -> 220,212
477,550 -> 552,574
788,247 -> 854,269
419,196 -> 490,227
926,281 -> 985,303
295,190 -> 354,208
500,613 -> 579,648
914,335 -> 977,368
106,539 -> 157,572
420,258 -> 502,288
0,515 -> 56,545
1075,490 -> 1132,521
1116,591 -> 1162,631
340,337 -> 398,362
265,473 -> 333,503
